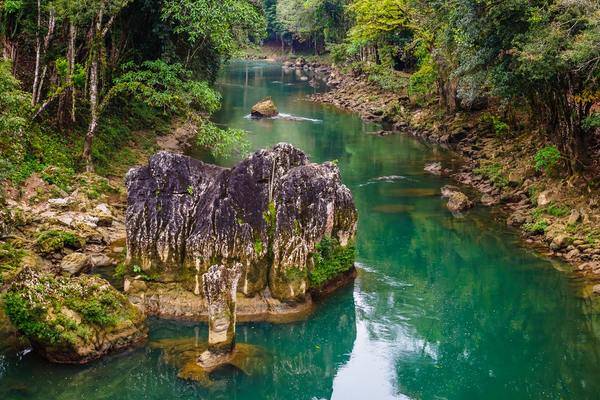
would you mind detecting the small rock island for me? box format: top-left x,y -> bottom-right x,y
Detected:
251,97 -> 279,118
124,143 -> 358,321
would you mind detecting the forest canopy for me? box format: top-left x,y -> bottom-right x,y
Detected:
264,0 -> 599,173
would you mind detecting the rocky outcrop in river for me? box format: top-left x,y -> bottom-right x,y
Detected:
251,97 -> 279,118
124,144 -> 358,319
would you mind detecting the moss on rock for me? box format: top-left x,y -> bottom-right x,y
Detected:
35,230 -> 84,255
3,268 -> 146,364
309,236 -> 355,289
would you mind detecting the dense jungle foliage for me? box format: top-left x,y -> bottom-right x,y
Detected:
265,0 -> 599,174
1,0 -> 598,185
0,0 -> 265,181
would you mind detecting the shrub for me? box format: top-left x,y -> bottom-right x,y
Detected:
534,146 -> 561,174
41,165 -> 75,192
0,242 -> 25,283
523,219 -> 549,235
481,113 -> 509,137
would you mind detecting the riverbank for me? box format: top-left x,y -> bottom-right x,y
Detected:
300,60 -> 600,294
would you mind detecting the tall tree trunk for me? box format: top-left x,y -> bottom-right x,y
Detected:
32,0 -> 42,105
68,21 -> 77,123
83,51 -> 98,172
32,7 -> 56,106
83,8 -> 104,173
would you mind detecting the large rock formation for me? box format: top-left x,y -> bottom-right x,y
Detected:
124,143 -> 357,319
4,268 -> 147,364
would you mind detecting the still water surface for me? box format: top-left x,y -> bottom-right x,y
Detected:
1,61 -> 599,399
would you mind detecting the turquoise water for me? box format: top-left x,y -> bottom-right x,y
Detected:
1,61 -> 599,399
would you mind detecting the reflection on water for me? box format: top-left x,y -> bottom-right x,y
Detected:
1,61 -> 599,399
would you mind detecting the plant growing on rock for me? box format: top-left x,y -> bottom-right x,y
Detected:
534,146 -> 562,175
309,236 -> 355,288
474,162 -> 508,188
3,268 -> 146,364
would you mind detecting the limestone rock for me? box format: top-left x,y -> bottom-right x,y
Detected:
537,190 -> 556,207
251,98 -> 279,118
125,144 -> 358,317
60,253 -> 91,275
507,211 -> 527,227
481,193 -> 499,206
4,268 -> 146,364
567,209 -> 581,225
441,185 -> 461,198
93,203 -> 113,227
447,191 -> 474,213
199,264 -> 242,367
424,162 -> 443,175
550,234 -> 571,250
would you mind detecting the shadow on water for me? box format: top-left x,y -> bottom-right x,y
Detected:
1,60 -> 600,400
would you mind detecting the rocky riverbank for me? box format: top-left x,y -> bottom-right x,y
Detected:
306,62 -> 600,295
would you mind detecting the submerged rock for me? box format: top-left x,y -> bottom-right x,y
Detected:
151,338 -> 268,387
251,97 -> 279,118
125,144 -> 358,319
4,268 -> 147,364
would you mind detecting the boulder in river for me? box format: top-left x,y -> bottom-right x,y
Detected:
4,268 -> 146,364
124,143 -> 358,320
447,191 -> 474,213
251,97 -> 279,118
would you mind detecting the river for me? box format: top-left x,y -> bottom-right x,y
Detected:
1,60 -> 599,399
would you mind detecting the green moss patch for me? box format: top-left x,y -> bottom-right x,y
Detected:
0,242 -> 25,283
35,230 -> 84,255
309,237 -> 355,288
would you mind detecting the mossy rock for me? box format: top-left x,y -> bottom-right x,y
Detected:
35,230 -> 84,255
0,241 -> 27,284
3,268 -> 147,364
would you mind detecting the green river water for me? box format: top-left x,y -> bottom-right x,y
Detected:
1,60 -> 599,399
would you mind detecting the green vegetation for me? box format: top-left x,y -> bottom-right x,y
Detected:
523,219 -> 549,235
114,263 -> 159,282
0,242 -> 25,283
0,0 -> 265,185
265,0 -> 598,175
481,114 -> 510,138
4,269 -> 141,346
35,230 -> 84,255
473,163 -> 509,188
545,203 -> 570,218
534,146 -> 562,175
309,236 -> 355,288
253,239 -> 264,255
